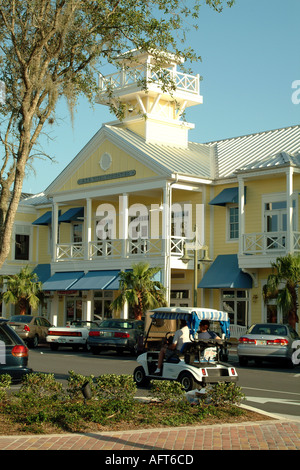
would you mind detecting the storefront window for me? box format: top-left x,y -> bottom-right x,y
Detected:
221,289 -> 249,326
94,290 -> 113,320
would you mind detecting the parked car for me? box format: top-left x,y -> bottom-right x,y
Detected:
46,320 -> 102,351
88,319 -> 144,355
237,323 -> 300,367
0,319 -> 32,382
8,315 -> 52,348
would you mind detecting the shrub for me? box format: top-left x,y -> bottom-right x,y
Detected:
206,383 -> 245,407
17,372 -> 65,402
0,374 -> 11,401
95,374 -> 136,402
150,380 -> 185,403
67,370 -> 95,399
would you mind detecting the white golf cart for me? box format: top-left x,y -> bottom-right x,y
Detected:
133,307 -> 238,392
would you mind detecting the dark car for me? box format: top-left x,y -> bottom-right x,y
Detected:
8,315 -> 52,348
0,319 -> 32,382
87,319 -> 144,355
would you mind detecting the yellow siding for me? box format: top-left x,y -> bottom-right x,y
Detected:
57,140 -> 159,193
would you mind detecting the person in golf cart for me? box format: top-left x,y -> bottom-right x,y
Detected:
154,320 -> 191,375
198,320 -> 221,340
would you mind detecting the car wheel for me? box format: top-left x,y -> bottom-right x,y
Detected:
178,372 -> 197,392
91,346 -> 101,355
29,335 -> 39,349
50,343 -> 59,351
238,356 -> 248,366
133,366 -> 149,387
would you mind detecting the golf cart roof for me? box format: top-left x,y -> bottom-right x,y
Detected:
151,307 -> 229,322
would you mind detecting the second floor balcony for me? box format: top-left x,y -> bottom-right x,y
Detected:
239,230 -> 300,268
55,235 -> 190,263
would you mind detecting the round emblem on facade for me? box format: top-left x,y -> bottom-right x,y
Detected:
100,152 -> 112,171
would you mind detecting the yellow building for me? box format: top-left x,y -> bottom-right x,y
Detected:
2,49 -> 300,335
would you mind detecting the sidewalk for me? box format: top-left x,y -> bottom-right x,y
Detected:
0,418 -> 299,450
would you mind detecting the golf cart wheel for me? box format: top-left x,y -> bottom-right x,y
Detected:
133,366 -> 149,387
178,372 -> 197,392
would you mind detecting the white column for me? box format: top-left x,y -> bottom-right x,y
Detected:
86,197 -> 92,260
52,201 -> 59,262
238,177 -> 245,255
120,194 -> 128,257
286,167 -> 294,253
162,184 -> 171,305
50,293 -> 59,326
121,301 -> 128,320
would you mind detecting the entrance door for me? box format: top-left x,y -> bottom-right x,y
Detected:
66,299 -> 82,323
170,289 -> 191,308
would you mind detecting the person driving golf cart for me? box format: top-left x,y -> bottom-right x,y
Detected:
154,320 -> 191,375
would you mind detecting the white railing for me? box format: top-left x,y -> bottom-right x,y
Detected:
98,65 -> 200,96
55,236 -> 189,261
229,325 -> 247,339
242,231 -> 300,255
56,243 -> 84,260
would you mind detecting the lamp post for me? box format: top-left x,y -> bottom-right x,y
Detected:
180,227 -> 212,307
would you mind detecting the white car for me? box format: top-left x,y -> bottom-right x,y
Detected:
46,320 -> 102,351
133,307 -> 238,392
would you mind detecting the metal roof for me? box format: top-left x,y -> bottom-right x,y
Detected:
105,125 -> 212,178
206,125 -> 300,178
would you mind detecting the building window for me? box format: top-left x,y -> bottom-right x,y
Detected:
15,234 -> 30,260
72,223 -> 83,243
228,205 -> 239,240
221,289 -> 249,326
93,290 -> 113,320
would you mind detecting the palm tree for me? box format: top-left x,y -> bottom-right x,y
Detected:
263,253 -> 300,329
111,263 -> 167,320
1,266 -> 42,315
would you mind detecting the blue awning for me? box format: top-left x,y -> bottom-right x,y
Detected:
33,264 -> 51,283
209,186 -> 248,207
32,211 -> 52,225
42,271 -> 85,291
70,270 -> 120,290
59,207 -> 84,223
198,254 -> 252,289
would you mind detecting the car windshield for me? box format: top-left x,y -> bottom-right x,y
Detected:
10,315 -> 33,323
100,320 -> 134,329
248,324 -> 288,336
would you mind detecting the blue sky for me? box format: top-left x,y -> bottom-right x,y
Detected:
22,0 -> 300,194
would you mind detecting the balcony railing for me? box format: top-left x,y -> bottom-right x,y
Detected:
55,237 -> 188,261
242,231 -> 300,255
98,65 -> 200,96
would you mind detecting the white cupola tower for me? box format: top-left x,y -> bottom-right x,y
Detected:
96,49 -> 203,147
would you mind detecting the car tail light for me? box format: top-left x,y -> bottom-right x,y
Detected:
89,331 -> 100,337
201,368 -> 207,376
48,330 -> 82,337
239,337 -> 255,344
114,332 -> 130,338
23,325 -> 30,332
266,338 -> 289,346
231,368 -> 236,375
12,345 -> 28,357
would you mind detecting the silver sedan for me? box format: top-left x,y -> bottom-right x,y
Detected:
237,323 -> 300,368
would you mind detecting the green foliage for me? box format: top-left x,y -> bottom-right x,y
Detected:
1,371 -> 247,434
150,379 -> 186,403
1,266 -> 42,313
67,370 -> 95,399
206,383 -> 245,407
95,374 -> 136,402
17,372 -> 65,402
112,262 -> 167,319
0,374 -> 11,401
